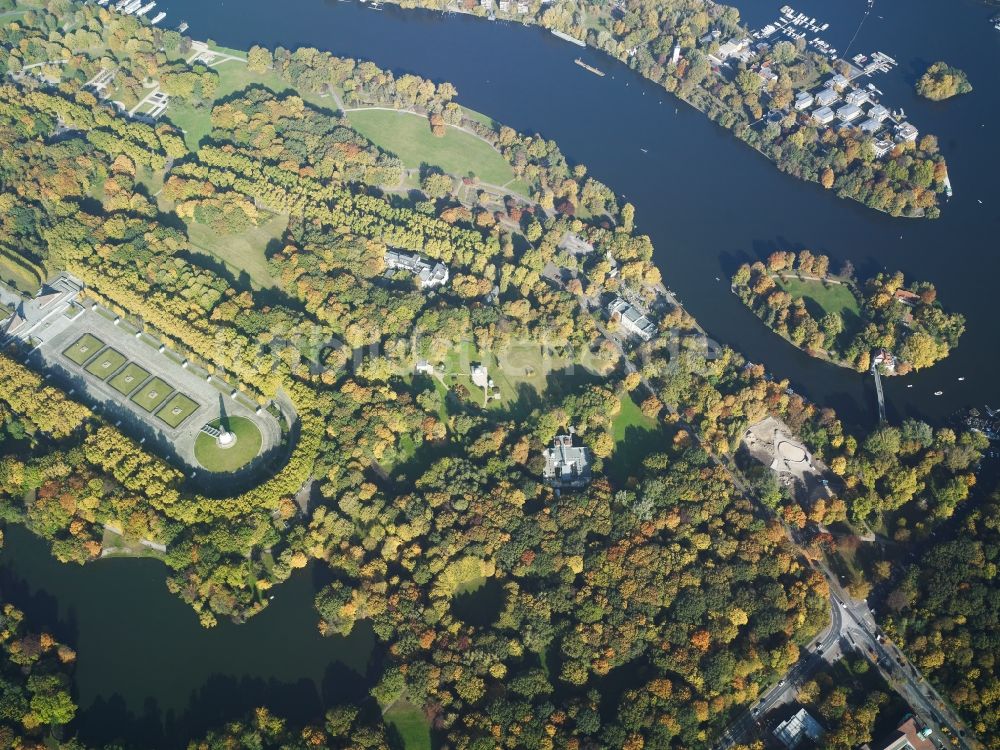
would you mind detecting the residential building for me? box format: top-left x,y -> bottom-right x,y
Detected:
836,102 -> 863,122
861,716 -> 934,750
558,231 -> 595,256
415,359 -> 435,375
716,37 -> 752,63
812,106 -> 835,125
872,137 -> 894,158
757,64 -> 778,87
814,87 -> 838,107
894,122 -> 919,142
859,117 -> 882,134
867,103 -> 890,122
384,250 -> 449,289
794,91 -> 814,110
827,72 -> 850,90
543,434 -> 591,488
773,708 -> 824,750
845,88 -> 870,106
607,297 -> 657,341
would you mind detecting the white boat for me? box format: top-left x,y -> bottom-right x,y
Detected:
150,11 -> 165,23
934,391 -> 944,396
958,377 -> 965,381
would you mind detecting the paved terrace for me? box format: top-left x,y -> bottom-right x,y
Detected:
2,275 -> 282,478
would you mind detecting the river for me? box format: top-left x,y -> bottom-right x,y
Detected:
2,0 -> 999,745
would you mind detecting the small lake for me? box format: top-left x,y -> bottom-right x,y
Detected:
0,524 -> 376,747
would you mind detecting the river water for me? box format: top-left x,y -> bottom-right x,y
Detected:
2,0 -> 998,745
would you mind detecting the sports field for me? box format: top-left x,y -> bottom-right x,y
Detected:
156,392 -> 200,428
84,347 -> 127,380
109,362 -> 151,396
131,377 -> 174,413
63,334 -> 105,365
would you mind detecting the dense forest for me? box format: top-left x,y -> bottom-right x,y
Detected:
886,495 -> 1000,747
0,1 -> 989,748
732,250 -> 965,373
384,0 -> 950,217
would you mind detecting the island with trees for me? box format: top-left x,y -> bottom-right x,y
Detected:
0,1 -> 991,749
732,251 -> 965,374
916,61 -> 973,101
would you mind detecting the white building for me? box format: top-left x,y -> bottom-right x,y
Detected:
794,91 -> 814,110
827,72 -> 849,90
845,89 -> 870,106
543,434 -> 591,488
858,117 -> 882,134
607,297 -> 657,341
867,104 -> 890,122
872,138 -> 894,158
894,122 -> 919,142
836,103 -> 863,122
814,87 -> 838,107
812,106 -> 835,125
773,708 -> 824,750
384,250 -> 449,289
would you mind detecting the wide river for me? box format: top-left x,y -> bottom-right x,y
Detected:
1,0 -> 998,745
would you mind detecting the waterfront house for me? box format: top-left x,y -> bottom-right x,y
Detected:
867,103 -> 889,122
794,91 -> 814,110
384,250 -> 449,289
872,138 -> 894,158
607,297 -> 657,341
543,434 -> 591,489
845,89 -> 870,106
836,103 -> 863,122
894,122 -> 919,142
814,87 -> 838,107
812,106 -> 835,125
415,359 -> 435,376
827,72 -> 849,90
858,117 -> 882,134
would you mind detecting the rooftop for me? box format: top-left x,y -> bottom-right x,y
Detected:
543,434 -> 591,488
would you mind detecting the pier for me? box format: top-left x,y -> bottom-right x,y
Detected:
872,364 -> 887,422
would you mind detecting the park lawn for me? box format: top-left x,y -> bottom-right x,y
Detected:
384,701 -> 431,750
194,415 -> 263,472
775,276 -> 860,319
612,392 -> 658,444
84,347 -> 128,380
346,109 -> 516,186
108,362 -> 151,396
166,59 -> 332,150
0,253 -> 41,293
185,210 -> 288,289
131,377 -> 174,413
156,392 -> 200,428
63,333 -> 105,366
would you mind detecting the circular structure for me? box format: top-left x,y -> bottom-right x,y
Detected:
776,440 -> 807,464
195,417 -> 263,473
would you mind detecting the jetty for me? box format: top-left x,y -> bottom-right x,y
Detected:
872,364 -> 886,422
574,58 -> 604,76
551,29 -> 586,47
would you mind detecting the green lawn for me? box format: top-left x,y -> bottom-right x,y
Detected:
346,109 -> 516,186
385,701 -> 431,750
166,59 -> 330,150
63,334 -> 105,366
108,362 -> 151,396
84,347 -> 127,380
130,377 -> 174,413
0,253 -> 40,293
775,276 -> 860,319
194,415 -> 263,472
185,210 -> 288,289
612,392 -> 658,444
156,392 -> 200,428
